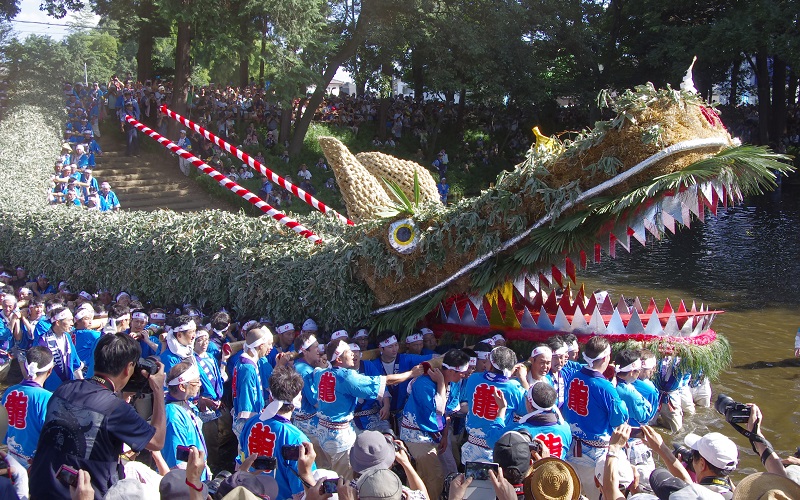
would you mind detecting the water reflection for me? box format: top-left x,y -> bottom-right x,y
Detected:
580,184 -> 800,476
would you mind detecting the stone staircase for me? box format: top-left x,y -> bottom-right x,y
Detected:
90,130 -> 236,213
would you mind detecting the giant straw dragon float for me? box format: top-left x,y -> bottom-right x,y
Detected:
0,69 -> 793,380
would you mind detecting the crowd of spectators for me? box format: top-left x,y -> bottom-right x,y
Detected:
1,262 -> 800,500
49,81 -> 122,211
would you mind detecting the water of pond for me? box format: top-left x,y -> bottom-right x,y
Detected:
581,182 -> 800,477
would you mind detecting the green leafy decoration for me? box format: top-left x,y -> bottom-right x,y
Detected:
376,171 -> 422,219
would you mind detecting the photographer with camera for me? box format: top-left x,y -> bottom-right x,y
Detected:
29,333 -> 166,500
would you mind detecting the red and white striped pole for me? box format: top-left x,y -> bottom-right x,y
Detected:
160,105 -> 354,226
125,115 -> 322,244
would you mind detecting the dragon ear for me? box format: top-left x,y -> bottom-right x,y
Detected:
355,151 -> 442,206
318,136 -> 392,222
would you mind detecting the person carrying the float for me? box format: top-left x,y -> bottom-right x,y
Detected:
232,324 -> 273,438
459,345 -> 528,464
546,335 -> 582,408
562,335 -> 629,500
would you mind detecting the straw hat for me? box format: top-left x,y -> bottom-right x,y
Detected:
732,472 -> 800,500
524,457 -> 581,500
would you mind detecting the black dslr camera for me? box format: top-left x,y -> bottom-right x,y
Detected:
122,356 -> 160,394
714,393 -> 751,424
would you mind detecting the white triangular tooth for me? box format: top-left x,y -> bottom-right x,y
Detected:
661,211 -> 676,233
644,310 -> 664,336
537,306 -> 555,330
588,307 -> 607,334
700,183 -> 715,204
606,309 -> 626,334
679,315 -> 693,337
691,316 -> 705,336
662,195 -> 684,223
513,274 -> 527,296
663,312 -> 680,336
707,312 -> 717,329
468,294 -> 484,310
446,304 -> 461,323
553,307 -> 572,332
631,218 -> 647,246
461,306 -> 476,326
571,311 -> 591,334
520,307 -> 537,329
625,310 -> 645,334
438,304 -> 448,321
712,180 -> 725,200
632,297 -> 644,314
690,301 -> 697,313
606,234 -> 616,259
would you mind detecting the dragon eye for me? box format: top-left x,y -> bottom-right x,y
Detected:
388,218 -> 419,254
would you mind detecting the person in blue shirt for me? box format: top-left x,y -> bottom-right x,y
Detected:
420,328 -> 438,355
232,325 -> 273,438
368,331 -> 433,423
72,304 -> 101,377
32,274 -> 55,298
404,332 -> 424,355
437,177 -> 450,204
351,343 -> 390,434
239,366 -> 316,500
313,340 -> 421,479
487,381 -> 572,460
400,349 -> 471,499
160,315 -> 197,375
158,359 -> 208,479
460,346 -> 528,465
98,182 -> 121,211
129,310 -> 161,358
0,295 -> 21,368
562,335 -> 629,500
2,346 -> 54,469
546,336 -> 582,409
290,332 -> 322,441
633,350 -> 659,425
654,355 -> 690,432
267,322 -> 296,367
36,306 -> 84,391
614,350 -> 652,427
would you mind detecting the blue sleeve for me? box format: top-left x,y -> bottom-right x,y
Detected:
342,370 -> 383,400
606,385 -> 629,428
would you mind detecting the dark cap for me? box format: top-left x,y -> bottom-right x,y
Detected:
493,431 -> 532,477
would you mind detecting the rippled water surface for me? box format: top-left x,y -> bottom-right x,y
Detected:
581,183 -> 800,476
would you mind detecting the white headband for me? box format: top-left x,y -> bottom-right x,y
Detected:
330,330 -> 348,341
132,312 -> 148,321
26,359 -> 55,378
300,335 -> 318,352
348,343 -> 361,352
75,308 -> 94,320
525,381 -> 562,422
115,292 -> 130,301
245,334 -> 269,352
78,291 -> 93,301
354,329 -> 369,339
406,333 -> 423,343
379,335 -> 398,348
173,319 -> 196,333
113,313 -> 130,322
195,329 -> 209,339
150,312 -> 166,320
553,345 -> 569,356
476,351 -> 491,360
260,393 -> 302,421
331,340 -> 349,362
568,340 -> 579,352
491,334 -> 505,343
421,328 -> 434,336
442,362 -> 470,373
242,320 -> 259,332
53,309 -> 73,321
485,338 -> 496,346
168,363 -> 200,386
617,358 -> 642,373
276,323 -> 294,334
583,345 -> 611,365
489,348 -> 513,377
531,346 -> 553,359
469,357 -> 477,366
641,357 -> 657,369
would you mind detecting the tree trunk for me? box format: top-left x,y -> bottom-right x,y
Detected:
755,50 -> 770,145
729,57 -> 740,106
378,58 -> 392,141
238,15 -> 250,88
259,28 -> 266,86
412,46 -> 424,102
135,1 -> 156,83
280,103 -> 292,148
287,0 -> 376,157
170,14 -> 192,138
769,56 -> 786,146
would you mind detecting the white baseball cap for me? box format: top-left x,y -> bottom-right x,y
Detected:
684,432 -> 738,471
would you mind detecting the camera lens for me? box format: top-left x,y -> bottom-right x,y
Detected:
714,393 -> 734,416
